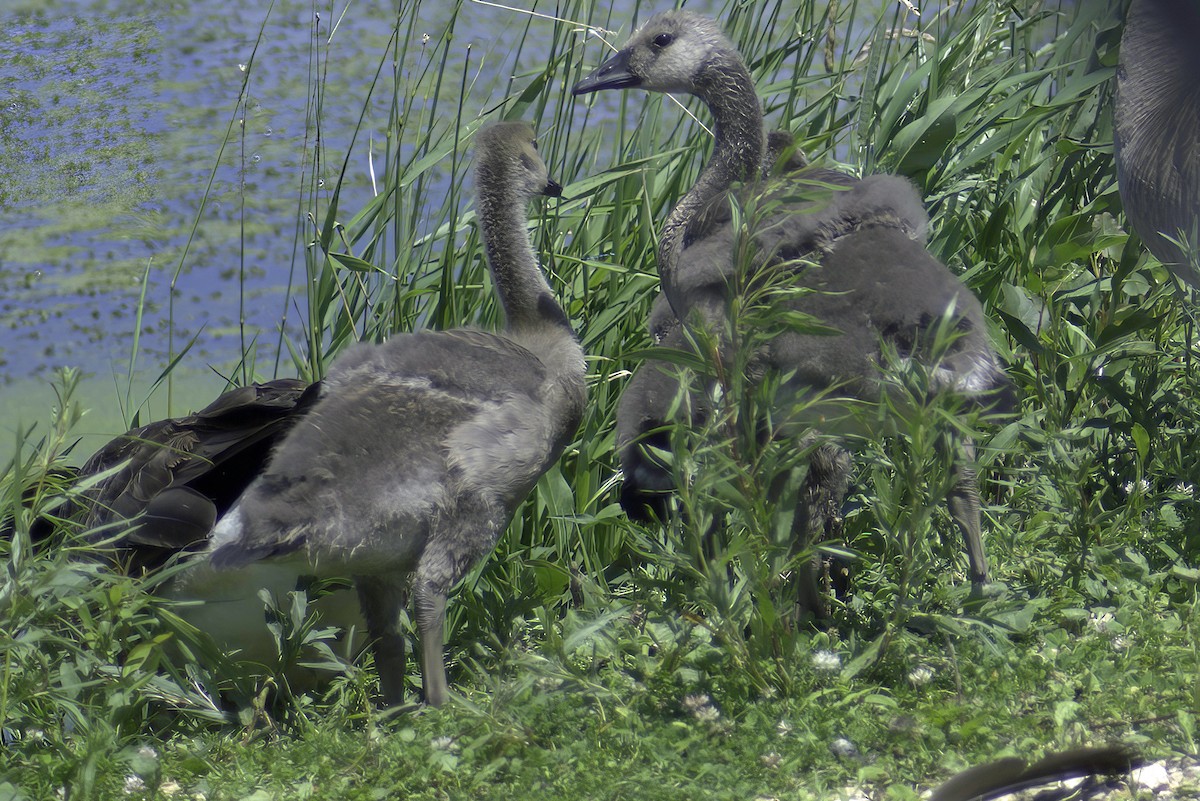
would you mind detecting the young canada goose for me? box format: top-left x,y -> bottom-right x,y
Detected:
615,133 -> 814,522
575,12 -> 1011,600
928,745 -> 1137,801
1114,0 -> 1200,286
207,121 -> 585,707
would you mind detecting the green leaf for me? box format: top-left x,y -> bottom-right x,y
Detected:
1131,422 -> 1150,463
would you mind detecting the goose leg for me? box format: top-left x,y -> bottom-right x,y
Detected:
413,505 -> 502,707
413,578 -> 450,707
617,359 -> 684,521
946,438 -> 989,587
355,575 -> 409,706
786,437 -> 852,619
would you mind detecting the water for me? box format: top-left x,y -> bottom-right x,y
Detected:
0,0 -> 666,464
1,1 -> 557,379
2,0 -> 908,466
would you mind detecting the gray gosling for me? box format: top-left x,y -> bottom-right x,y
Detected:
613,133 -> 811,522
208,121 -> 585,706
575,11 -> 1012,608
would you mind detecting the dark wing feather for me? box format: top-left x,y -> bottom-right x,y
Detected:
78,378 -> 317,560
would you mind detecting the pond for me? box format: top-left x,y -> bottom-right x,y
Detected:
2,0 -> 709,464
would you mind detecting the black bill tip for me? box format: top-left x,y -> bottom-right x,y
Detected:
572,50 -> 640,96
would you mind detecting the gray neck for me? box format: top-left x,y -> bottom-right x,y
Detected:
658,55 -> 764,298
476,171 -> 570,333
1123,0 -> 1200,114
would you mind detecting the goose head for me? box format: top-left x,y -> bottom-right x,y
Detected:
474,121 -> 562,200
572,11 -> 738,97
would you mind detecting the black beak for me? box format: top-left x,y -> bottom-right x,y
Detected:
542,179 -> 563,198
572,49 -> 641,95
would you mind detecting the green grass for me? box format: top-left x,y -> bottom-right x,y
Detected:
3,0 -> 1200,798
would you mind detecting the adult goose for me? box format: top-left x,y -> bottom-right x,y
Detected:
76,378 -> 319,572
1114,0 -> 1200,286
207,121 -> 585,707
575,12 -> 1011,602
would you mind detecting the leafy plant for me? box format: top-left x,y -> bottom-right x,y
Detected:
3,0 -> 1199,797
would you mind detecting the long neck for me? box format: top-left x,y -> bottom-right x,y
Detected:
475,172 -> 571,333
1122,0 -> 1200,126
1116,0 -> 1200,267
658,56 -> 764,295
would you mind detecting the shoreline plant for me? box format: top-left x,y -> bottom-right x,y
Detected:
3,1 -> 1197,798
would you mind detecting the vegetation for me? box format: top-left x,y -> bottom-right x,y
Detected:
3,0 -> 1198,798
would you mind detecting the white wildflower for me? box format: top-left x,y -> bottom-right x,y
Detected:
431,735 -> 459,752
1123,478 -> 1151,496
776,719 -> 794,736
812,649 -> 842,672
136,745 -> 158,761
760,752 -> 782,768
160,781 -> 182,797
682,693 -> 720,723
1173,482 -> 1195,495
908,665 -> 935,686
1088,611 -> 1115,634
123,775 -> 146,794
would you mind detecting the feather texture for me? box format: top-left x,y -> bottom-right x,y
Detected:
577,12 -> 1012,601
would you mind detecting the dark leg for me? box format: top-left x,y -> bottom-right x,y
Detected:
946,438 -> 989,587
355,575 -> 408,706
783,436 -> 852,619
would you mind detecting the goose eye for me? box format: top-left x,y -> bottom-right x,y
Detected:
652,32 -> 674,48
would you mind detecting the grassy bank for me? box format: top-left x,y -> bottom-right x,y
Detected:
3,0 -> 1198,798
